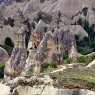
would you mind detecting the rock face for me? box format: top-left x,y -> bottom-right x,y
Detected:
15,87 -> 95,95
4,26 -> 27,80
1,0 -> 95,80
1,76 -> 95,95
50,0 -> 82,17
24,26 -> 80,75
0,0 -> 95,45
0,83 -> 10,95
0,47 -> 9,64
0,82 -> 95,95
0,26 -> 17,45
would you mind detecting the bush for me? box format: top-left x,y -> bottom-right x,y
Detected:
64,58 -> 71,64
77,46 -> 93,55
77,55 -> 95,65
90,42 -> 95,48
47,63 -> 57,68
42,62 -> 57,73
63,52 -> 68,60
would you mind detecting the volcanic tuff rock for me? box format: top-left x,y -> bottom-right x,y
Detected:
0,78 -> 95,95
0,0 -> 94,79
0,1 -> 95,95
4,26 -> 27,80
0,0 -> 95,45
0,47 -> 9,64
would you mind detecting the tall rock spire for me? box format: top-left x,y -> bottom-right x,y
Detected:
68,31 -> 79,62
23,31 -> 52,76
4,26 -> 27,80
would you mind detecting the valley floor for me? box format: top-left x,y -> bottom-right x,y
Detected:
50,65 -> 95,91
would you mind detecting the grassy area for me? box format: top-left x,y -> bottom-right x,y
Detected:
62,52 -> 95,65
42,63 -> 57,74
77,54 -> 95,65
50,67 -> 95,91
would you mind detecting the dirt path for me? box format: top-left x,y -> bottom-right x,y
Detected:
49,63 -> 79,74
86,59 -> 95,67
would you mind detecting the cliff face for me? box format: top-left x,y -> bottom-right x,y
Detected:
14,86 -> 95,95
0,0 -> 95,45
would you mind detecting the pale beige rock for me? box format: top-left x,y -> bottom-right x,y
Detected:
4,26 -> 27,80
0,83 -> 10,95
15,85 -> 95,95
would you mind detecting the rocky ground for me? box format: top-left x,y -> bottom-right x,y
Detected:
50,67 -> 95,91
1,66 -> 95,95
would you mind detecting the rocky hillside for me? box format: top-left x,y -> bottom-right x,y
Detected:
0,0 -> 95,52
0,0 -> 95,75
0,1 -> 95,95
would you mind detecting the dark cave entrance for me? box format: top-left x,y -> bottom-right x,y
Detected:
4,37 -> 14,55
4,37 -> 14,47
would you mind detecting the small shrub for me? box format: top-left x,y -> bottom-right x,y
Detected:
47,63 -> 57,68
42,62 -> 57,73
77,55 -> 95,65
90,42 -> 95,48
64,58 -> 71,64
63,52 -> 68,60
77,46 -> 93,55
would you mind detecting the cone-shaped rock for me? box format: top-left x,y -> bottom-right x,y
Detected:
4,26 -> 27,80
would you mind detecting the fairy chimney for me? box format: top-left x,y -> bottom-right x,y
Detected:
4,26 -> 27,80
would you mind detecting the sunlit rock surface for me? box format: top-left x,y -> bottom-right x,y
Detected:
1,76 -> 95,95
0,83 -> 10,95
4,26 -> 27,80
0,82 -> 95,95
15,87 -> 95,95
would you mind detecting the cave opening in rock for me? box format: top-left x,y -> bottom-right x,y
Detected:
4,37 -> 14,47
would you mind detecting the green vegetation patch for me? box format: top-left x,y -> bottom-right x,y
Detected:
50,68 -> 95,90
77,54 -> 95,65
42,62 -> 57,74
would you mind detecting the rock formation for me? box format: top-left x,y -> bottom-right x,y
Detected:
4,26 -> 27,80
0,83 -> 10,95
23,31 -> 51,76
24,26 -> 80,75
2,0 -> 95,78
0,77 -> 95,95
0,47 -> 9,64
0,0 -> 95,95
0,0 -> 94,82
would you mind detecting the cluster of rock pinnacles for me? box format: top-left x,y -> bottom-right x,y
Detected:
4,1 -> 80,80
